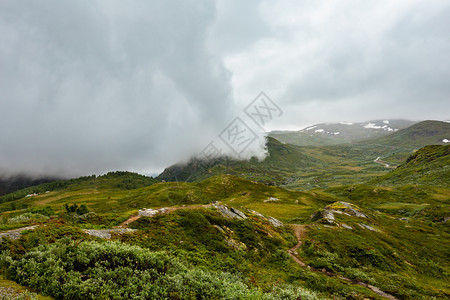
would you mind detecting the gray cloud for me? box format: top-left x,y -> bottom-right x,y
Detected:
0,0 -> 237,177
214,0 -> 450,128
208,0 -> 271,55
1,0 -> 449,177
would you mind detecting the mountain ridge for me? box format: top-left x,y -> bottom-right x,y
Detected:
360,120 -> 450,149
269,119 -> 417,146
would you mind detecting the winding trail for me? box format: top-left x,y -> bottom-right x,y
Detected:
287,225 -> 307,267
120,215 -> 141,227
374,157 -> 396,169
287,224 -> 398,300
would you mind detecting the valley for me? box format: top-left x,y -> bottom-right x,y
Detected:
0,120 -> 448,299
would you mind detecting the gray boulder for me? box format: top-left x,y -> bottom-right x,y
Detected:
213,203 -> 247,219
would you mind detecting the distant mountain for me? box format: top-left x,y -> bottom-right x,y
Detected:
361,120 -> 450,149
269,119 -> 417,146
159,120 -> 450,187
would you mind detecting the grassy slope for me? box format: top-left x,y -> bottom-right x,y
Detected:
159,137 -> 399,190
0,177 -> 382,299
370,144 -> 450,187
301,208 -> 449,299
0,173 -> 447,299
0,171 -> 159,205
159,120 -> 449,190
158,137 -> 325,185
0,175 -> 59,196
322,146 -> 449,221
288,121 -> 450,189
0,174 -> 339,225
307,144 -> 450,298
0,142 -> 448,298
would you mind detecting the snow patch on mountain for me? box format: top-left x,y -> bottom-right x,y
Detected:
363,123 -> 397,132
268,119 -> 417,147
364,123 -> 383,129
313,129 -> 341,135
443,139 -> 450,143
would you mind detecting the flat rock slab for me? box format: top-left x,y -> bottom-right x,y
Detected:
83,228 -> 137,239
0,225 -> 38,241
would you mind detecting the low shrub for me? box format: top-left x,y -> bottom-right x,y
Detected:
7,213 -> 49,224
64,203 -> 89,215
29,205 -> 55,217
0,239 -> 321,299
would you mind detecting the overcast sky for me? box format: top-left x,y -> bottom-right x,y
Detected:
1,0 -> 449,177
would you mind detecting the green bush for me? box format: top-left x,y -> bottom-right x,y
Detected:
269,249 -> 291,267
0,239 -> 320,299
30,205 -> 55,217
64,203 -> 90,215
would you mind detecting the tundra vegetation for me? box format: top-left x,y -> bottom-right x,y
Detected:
0,141 -> 448,299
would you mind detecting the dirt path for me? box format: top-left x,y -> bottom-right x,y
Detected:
287,224 -> 398,300
119,215 -> 142,227
287,225 -> 307,267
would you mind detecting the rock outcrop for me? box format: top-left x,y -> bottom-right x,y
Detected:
311,201 -> 378,231
83,228 -> 137,239
0,225 -> 37,241
138,207 -> 168,217
247,209 -> 283,227
212,202 -> 247,220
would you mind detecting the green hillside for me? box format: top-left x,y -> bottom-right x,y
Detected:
282,120 -> 450,189
159,121 -> 449,191
0,127 -> 449,299
0,171 -> 159,205
159,137 -> 405,190
370,145 -> 450,186
0,175 -> 59,196
0,174 -> 335,225
158,137 -> 325,185
0,164 -> 448,299
302,202 -> 449,299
